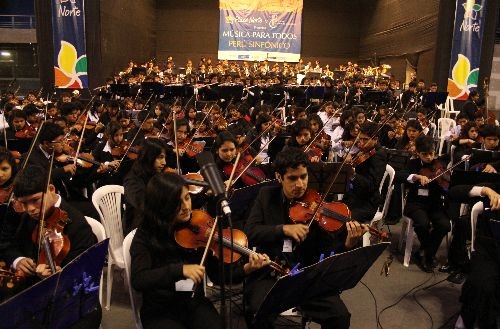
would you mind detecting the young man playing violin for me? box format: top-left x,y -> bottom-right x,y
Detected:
342,122 -> 387,223
397,135 -> 451,273
244,148 -> 368,329
2,165 -> 99,326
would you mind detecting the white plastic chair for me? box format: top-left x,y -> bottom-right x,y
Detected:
92,185 -> 125,310
470,201 -> 483,253
444,96 -> 460,118
437,118 -> 456,156
85,216 -> 107,306
363,164 -> 395,246
123,229 -> 143,329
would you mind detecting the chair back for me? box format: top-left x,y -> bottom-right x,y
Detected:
85,216 -> 106,242
92,185 -> 125,268
378,164 -> 395,216
123,229 -> 143,329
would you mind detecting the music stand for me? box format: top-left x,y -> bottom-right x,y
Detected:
0,240 -> 109,329
489,219 -> 500,255
305,72 -> 321,80
229,180 -> 278,223
131,67 -> 147,76
308,162 -> 350,199
110,84 -> 131,97
450,169 -> 500,188
423,92 -> 448,108
470,149 -> 500,168
218,84 -> 243,102
306,86 -> 324,101
363,90 -> 390,105
384,148 -> 411,171
253,243 -> 389,327
141,82 -> 165,97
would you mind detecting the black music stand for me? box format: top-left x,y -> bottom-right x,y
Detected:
423,92 -> 448,108
229,180 -> 278,224
0,240 -> 109,329
384,148 -> 411,171
489,219 -> 500,254
306,86 -> 324,101
253,243 -> 389,327
450,169 -> 500,188
131,67 -> 147,76
110,84 -> 131,97
308,162 -> 350,199
141,82 -> 165,97
363,90 -> 390,105
0,138 -> 32,153
469,149 -> 500,168
218,84 -> 244,102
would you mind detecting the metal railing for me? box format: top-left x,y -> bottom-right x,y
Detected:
0,15 -> 36,29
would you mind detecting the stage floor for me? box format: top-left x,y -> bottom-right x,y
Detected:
101,221 -> 463,329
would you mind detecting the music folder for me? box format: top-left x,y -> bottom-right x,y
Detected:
253,242 -> 389,326
0,240 -> 109,329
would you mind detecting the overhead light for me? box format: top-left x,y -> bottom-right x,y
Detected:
1,52 -> 11,57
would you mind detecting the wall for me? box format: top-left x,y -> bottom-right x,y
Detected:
358,0 -> 439,83
99,0 -> 156,79
154,0 -> 360,68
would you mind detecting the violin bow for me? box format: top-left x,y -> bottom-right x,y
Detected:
36,148 -> 58,273
172,100 -> 182,175
303,107 -> 341,153
241,116 -> 280,155
426,154 -> 472,185
116,93 -> 155,166
72,111 -> 89,167
183,102 -> 215,149
230,135 -> 276,188
157,97 -> 181,138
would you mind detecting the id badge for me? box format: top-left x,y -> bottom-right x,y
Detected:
418,188 -> 429,197
175,279 -> 194,292
282,239 -> 293,252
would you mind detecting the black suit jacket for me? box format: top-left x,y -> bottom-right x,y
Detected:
3,198 -> 97,267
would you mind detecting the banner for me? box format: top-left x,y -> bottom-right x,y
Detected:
447,0 -> 487,100
51,0 -> 88,88
218,0 -> 303,62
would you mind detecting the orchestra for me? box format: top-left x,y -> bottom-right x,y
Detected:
0,55 -> 499,329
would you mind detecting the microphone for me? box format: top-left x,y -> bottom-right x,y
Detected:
196,151 -> 231,216
183,178 -> 209,188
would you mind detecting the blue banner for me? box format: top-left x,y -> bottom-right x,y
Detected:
447,0 -> 487,100
218,0 -> 303,62
51,0 -> 88,88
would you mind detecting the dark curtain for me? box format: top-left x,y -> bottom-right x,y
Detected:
433,1 -> 457,91
358,0 -> 439,60
34,0 -> 54,93
478,0 -> 499,94
85,0 -> 102,89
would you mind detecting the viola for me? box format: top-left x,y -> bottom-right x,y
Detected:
31,207 -> 71,272
289,189 -> 389,239
175,210 -> 289,276
223,154 -> 266,186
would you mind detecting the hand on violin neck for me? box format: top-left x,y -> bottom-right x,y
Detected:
35,263 -> 61,279
483,164 -> 497,174
182,264 -> 205,284
344,221 -> 368,250
244,253 -> 271,274
283,224 -> 309,243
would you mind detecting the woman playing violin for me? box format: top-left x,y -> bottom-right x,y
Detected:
168,118 -> 201,173
396,119 -> 423,159
130,172 -> 269,329
332,121 -> 360,160
397,135 -> 450,272
309,113 -> 332,161
284,119 -> 322,163
92,122 -> 127,186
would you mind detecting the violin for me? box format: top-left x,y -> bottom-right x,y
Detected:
175,210 -> 289,276
304,145 -> 323,161
31,207 -> 71,272
15,125 -> 36,139
418,159 -> 450,191
0,184 -> 24,213
351,147 -> 376,167
178,140 -> 204,158
57,143 -> 102,169
110,140 -> 140,160
0,261 -> 25,294
289,189 -> 389,239
223,154 -> 266,186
